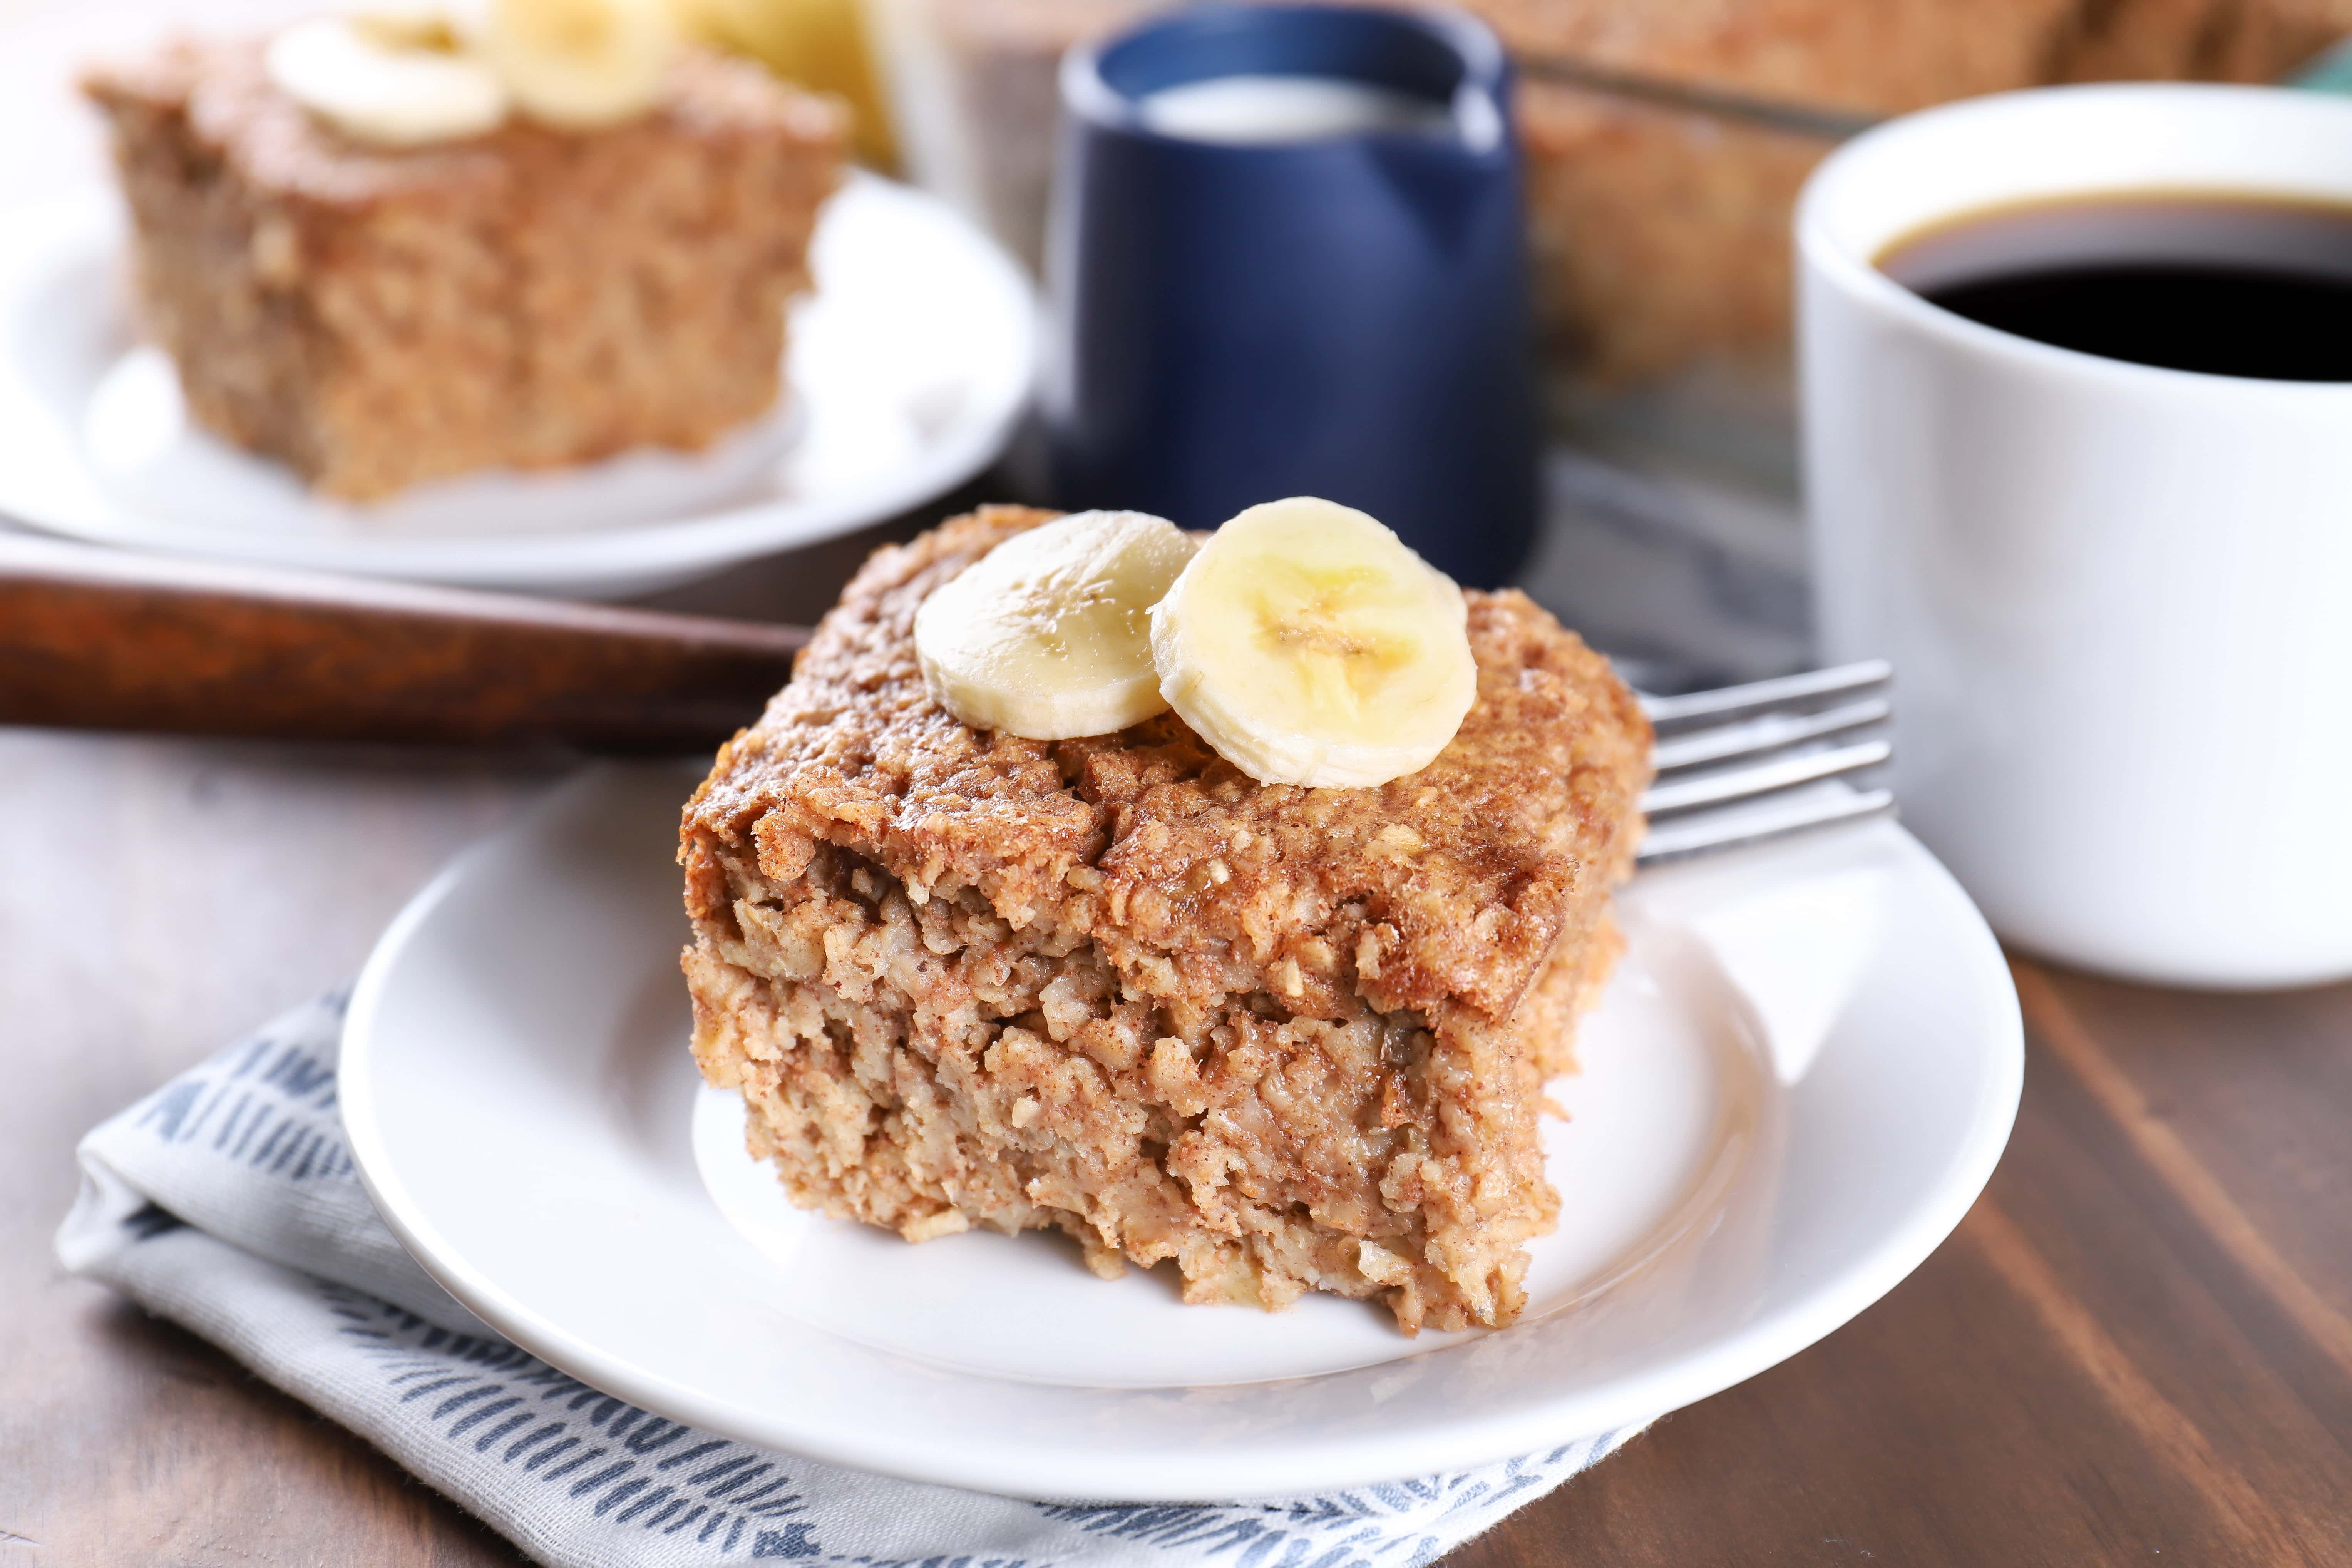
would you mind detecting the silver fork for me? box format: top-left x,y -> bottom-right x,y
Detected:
1636,661 -> 1895,865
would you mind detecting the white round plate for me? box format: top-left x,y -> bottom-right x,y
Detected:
0,175 -> 1033,598
342,765 -> 2020,1500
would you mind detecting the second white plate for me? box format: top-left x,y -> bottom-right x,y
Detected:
0,174 -> 1034,598
342,765 -> 2020,1500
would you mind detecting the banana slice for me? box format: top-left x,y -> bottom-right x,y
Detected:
344,0 -> 465,51
266,15 -> 509,146
1149,497 -> 1476,788
457,0 -> 680,129
915,512 -> 1199,741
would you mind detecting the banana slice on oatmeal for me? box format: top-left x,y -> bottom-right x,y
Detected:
1149,496 -> 1476,788
915,510 -> 1199,741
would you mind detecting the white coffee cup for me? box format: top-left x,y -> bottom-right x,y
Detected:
1799,84 -> 2352,989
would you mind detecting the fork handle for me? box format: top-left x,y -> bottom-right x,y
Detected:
0,532 -> 808,753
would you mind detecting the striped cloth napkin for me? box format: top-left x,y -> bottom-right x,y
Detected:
55,992 -> 1642,1568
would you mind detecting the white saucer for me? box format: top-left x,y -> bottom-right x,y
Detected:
341,765 -> 2020,1500
0,175 -> 1034,598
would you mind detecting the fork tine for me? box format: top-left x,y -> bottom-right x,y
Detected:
1642,737 -> 1892,815
1640,659 -> 1891,726
1630,660 -> 1900,865
1638,786 -> 1896,864
1651,696 -> 1891,773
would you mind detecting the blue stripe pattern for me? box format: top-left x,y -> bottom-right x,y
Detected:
319,1282 -> 832,1560
1035,1444 -> 1605,1568
133,990 -> 353,1183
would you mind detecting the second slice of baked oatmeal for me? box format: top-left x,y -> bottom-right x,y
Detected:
84,38 -> 844,500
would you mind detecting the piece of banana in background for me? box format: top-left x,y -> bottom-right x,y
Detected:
678,0 -> 897,166
464,0 -> 680,129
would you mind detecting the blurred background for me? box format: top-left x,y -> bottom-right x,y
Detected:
4,0 -> 2350,686
849,0 -> 2352,685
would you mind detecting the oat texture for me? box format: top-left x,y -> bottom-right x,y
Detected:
679,508 -> 1651,1333
83,38 -> 844,500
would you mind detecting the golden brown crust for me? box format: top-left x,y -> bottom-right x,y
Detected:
81,37 -> 845,499
685,505 -> 1651,1026
680,507 -> 1652,1333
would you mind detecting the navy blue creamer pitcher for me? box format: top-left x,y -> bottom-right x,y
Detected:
1040,3 -> 1540,587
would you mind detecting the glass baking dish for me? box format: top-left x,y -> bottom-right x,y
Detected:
860,0 -> 2351,490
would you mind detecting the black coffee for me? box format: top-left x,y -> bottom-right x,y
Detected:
1875,193 -> 2352,382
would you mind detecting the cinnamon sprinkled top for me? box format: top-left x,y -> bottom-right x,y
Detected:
684,507 -> 1652,1026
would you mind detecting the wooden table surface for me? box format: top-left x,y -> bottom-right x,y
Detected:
5,514 -> 2350,1566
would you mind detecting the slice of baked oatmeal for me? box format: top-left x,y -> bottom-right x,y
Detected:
679,507 -> 1651,1333
83,37 -> 844,500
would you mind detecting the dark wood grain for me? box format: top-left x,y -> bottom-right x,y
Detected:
0,731 -> 556,1568
0,533 -> 807,753
1450,958 -> 2352,1568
